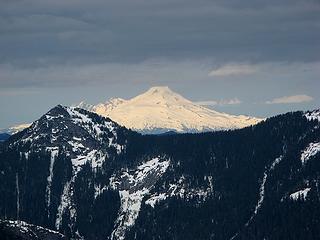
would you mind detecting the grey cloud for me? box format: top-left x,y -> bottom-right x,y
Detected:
266,95 -> 314,104
1,60 -> 318,90
0,15 -> 94,33
0,60 -> 208,88
208,64 -> 258,77
196,98 -> 242,106
0,0 -> 319,67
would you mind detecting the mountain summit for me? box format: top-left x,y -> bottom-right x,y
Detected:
77,86 -> 262,133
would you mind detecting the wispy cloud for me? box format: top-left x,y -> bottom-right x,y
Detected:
196,98 -> 241,106
266,94 -> 313,104
208,64 -> 258,77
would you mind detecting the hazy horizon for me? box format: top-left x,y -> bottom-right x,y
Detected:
0,85 -> 318,129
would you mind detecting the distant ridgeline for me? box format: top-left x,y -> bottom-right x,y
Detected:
0,106 -> 319,240
0,133 -> 10,142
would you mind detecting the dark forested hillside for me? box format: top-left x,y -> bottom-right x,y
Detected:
0,106 -> 319,240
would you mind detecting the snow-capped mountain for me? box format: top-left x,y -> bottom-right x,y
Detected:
76,86 -> 262,133
0,123 -> 31,135
0,123 -> 31,142
2,87 -> 261,136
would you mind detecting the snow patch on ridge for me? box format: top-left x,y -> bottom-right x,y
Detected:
247,156 -> 283,226
145,175 -> 214,208
55,180 -> 71,230
15,173 -> 20,221
109,157 -> 170,240
45,147 -> 59,217
55,176 -> 80,234
111,189 -> 149,240
301,142 -> 320,165
66,107 -> 115,142
305,109 -> 320,122
290,188 -> 311,201
66,107 -> 123,153
55,148 -> 107,231
145,193 -> 167,208
230,155 -> 283,240
94,184 -> 108,199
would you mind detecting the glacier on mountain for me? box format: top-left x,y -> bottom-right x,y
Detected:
75,86 -> 262,134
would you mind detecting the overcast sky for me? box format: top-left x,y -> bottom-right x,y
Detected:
0,0 -> 319,128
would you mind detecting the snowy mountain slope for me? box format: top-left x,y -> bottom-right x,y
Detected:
0,105 -> 135,239
1,107 -> 320,240
76,86 -> 262,133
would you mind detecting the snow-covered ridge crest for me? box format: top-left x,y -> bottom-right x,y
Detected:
289,188 -> 311,201
75,86 -> 263,134
13,105 -> 123,152
300,142 -> 320,165
305,109 -> 320,122
247,156 -> 283,226
107,157 -> 216,240
109,157 -> 170,240
145,174 -> 214,208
